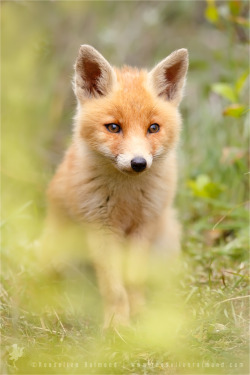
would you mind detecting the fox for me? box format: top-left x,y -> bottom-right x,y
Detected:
45,45 -> 189,328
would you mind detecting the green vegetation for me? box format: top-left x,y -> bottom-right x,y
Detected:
1,1 -> 249,374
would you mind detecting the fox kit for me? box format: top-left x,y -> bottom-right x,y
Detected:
46,45 -> 188,327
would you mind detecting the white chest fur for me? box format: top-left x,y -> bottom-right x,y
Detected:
70,163 -> 169,238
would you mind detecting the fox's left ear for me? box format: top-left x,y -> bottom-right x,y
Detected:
149,49 -> 188,106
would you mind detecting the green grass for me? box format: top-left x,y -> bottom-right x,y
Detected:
1,1 -> 249,374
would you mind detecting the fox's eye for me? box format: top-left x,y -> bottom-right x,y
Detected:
105,123 -> 121,133
148,123 -> 160,133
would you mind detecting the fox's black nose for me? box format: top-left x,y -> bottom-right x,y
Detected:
131,157 -> 147,172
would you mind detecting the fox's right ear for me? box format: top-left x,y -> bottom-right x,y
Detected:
73,45 -> 116,101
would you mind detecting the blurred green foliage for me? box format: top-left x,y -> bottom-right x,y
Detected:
1,1 -> 249,374
206,0 -> 249,118
188,174 -> 225,199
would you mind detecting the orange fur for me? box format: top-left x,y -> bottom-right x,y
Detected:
45,45 -> 188,327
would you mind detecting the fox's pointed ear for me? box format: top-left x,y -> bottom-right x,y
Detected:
74,45 -> 116,101
149,49 -> 188,106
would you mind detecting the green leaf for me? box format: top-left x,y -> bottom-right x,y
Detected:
211,83 -> 238,102
235,70 -> 249,95
223,104 -> 247,117
187,174 -> 225,199
229,0 -> 241,16
205,3 -> 219,23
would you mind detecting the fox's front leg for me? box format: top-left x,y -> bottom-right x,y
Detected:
153,208 -> 181,256
39,205 -> 83,270
95,263 -> 130,329
124,241 -> 149,318
90,233 -> 130,329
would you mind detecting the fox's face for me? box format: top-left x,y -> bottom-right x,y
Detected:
73,46 -> 188,175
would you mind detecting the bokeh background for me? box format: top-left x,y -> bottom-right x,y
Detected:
2,1 -> 249,374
